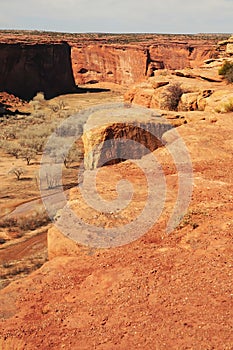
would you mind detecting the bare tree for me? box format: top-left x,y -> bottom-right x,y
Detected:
49,142 -> 83,168
45,169 -> 61,189
8,167 -> 25,181
20,148 -> 37,165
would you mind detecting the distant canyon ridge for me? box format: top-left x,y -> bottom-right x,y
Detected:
0,31 -> 231,99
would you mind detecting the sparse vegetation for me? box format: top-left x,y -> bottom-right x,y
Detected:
48,141 -> 83,169
0,88 -> 119,288
224,99 -> 233,112
5,142 -> 21,158
17,211 -> 51,231
1,254 -> 47,288
49,99 -> 67,113
43,165 -> 61,189
20,148 -> 37,165
219,61 -> 233,83
0,210 -> 51,233
8,166 -> 25,180
160,82 -> 183,111
215,98 -> 233,113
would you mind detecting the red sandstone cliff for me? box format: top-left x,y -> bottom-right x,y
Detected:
72,45 -> 147,85
0,31 -> 228,99
71,40 -> 218,86
0,42 -> 76,100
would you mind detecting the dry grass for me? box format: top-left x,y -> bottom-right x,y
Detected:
215,98 -> 233,113
0,252 -> 47,289
0,90 -> 122,254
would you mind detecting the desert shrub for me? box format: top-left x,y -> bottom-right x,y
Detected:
0,125 -> 18,140
4,141 -> 21,158
33,91 -> 45,101
225,68 -> 233,83
56,124 -> 76,137
17,125 -> 52,140
160,82 -> 183,111
17,125 -> 55,153
49,99 -> 67,113
30,92 -> 45,111
17,211 -> 50,231
63,145 -> 83,168
8,166 -> 25,180
46,138 -> 83,168
215,98 -> 233,113
20,148 -> 37,165
19,136 -> 46,153
219,61 -> 233,83
0,217 -> 18,228
41,165 -> 61,189
0,210 -> 50,233
224,99 -> 233,112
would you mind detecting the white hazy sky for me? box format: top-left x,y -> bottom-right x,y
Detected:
0,0 -> 232,33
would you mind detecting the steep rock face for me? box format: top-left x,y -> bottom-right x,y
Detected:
72,45 -> 147,85
148,43 -> 214,73
0,42 -> 76,100
82,109 -> 173,170
0,33 -> 223,96
71,41 -> 218,86
0,33 -> 227,102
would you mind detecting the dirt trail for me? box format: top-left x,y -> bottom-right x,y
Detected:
0,230 -> 47,264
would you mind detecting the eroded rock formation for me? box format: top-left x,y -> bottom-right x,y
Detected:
124,67 -> 233,112
217,35 -> 233,56
71,41 -> 218,85
82,107 -> 173,170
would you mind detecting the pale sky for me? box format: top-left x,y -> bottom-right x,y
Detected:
0,0 -> 232,34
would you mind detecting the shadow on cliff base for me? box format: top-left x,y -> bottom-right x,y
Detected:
75,85 -> 110,94
0,42 -> 110,101
0,102 -> 30,118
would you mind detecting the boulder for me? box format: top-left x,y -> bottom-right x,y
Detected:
226,43 -> 233,55
178,92 -> 199,111
178,90 -> 213,111
82,107 -> 173,170
133,88 -> 154,108
148,78 -> 169,89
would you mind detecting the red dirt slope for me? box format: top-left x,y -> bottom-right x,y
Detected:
0,110 -> 233,349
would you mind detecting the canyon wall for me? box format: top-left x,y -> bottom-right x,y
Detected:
72,45 -> 148,85
71,41 -> 218,86
0,32 -> 226,99
0,42 -> 76,100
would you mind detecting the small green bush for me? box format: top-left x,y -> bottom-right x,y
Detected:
219,61 -> 233,83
